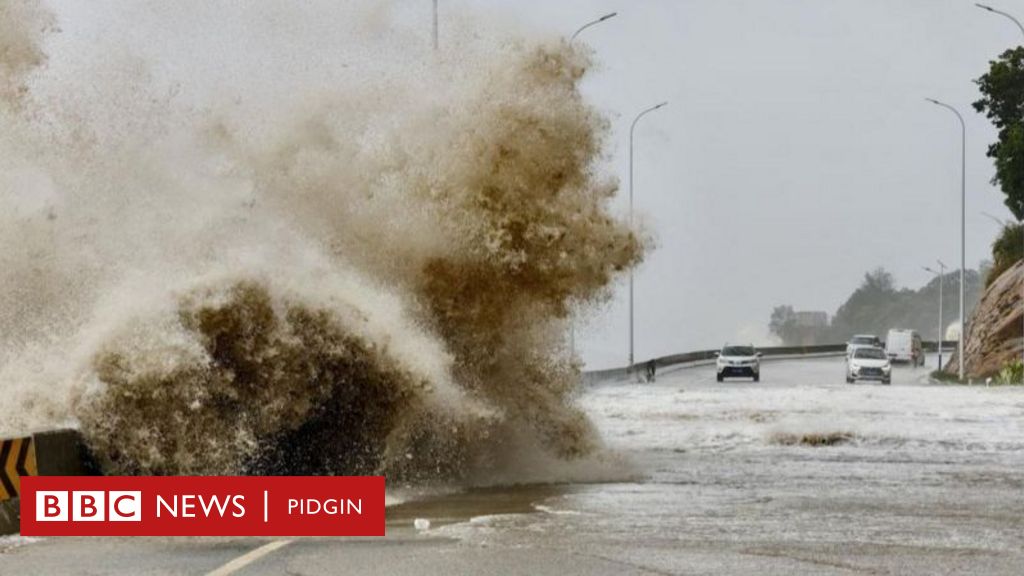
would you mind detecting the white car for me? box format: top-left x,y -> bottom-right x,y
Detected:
846,347 -> 892,385
716,345 -> 761,382
846,334 -> 882,357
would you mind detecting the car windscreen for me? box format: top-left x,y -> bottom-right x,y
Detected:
851,336 -> 877,345
722,346 -> 755,357
854,348 -> 887,360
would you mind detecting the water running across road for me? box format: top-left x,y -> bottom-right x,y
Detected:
3,356 -> 1023,575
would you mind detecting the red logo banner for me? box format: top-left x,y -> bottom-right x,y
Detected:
19,476 -> 385,536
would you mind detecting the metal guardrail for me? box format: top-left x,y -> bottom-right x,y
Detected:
583,340 -> 957,384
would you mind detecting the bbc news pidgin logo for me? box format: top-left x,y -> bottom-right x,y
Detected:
20,476 -> 384,537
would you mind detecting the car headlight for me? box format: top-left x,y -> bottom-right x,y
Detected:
882,365 -> 891,372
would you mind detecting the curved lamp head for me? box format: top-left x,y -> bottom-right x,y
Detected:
570,12 -> 619,42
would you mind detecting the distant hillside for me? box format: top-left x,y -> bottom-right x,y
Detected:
770,267 -> 984,345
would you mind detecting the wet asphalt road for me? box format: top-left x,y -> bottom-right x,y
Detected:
2,354 -> 1023,575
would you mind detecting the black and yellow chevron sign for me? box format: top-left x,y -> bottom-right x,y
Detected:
0,437 -> 37,501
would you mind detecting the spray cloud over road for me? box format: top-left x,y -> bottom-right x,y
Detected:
0,0 -> 643,484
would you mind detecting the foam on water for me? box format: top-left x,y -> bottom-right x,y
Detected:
584,366 -> 1024,457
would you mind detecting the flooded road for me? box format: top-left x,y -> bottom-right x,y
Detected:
3,355 -> 1023,575
429,355 -> 1024,574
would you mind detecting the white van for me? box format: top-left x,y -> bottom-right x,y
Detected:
885,329 -> 923,366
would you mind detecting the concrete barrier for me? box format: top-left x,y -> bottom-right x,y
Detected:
0,497 -> 18,536
0,429 -> 97,535
33,429 -> 99,476
583,341 -> 953,384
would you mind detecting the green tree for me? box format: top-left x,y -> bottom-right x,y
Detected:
770,267 -> 986,345
769,305 -> 796,343
827,267 -> 984,342
974,47 -> 1024,220
829,268 -> 900,340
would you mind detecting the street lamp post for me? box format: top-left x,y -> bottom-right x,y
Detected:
976,2 -> 1024,380
628,102 -> 668,373
976,3 -> 1024,37
570,12 -> 618,43
924,261 -> 948,370
432,0 -> 438,51
567,12 -> 617,360
926,98 -> 967,381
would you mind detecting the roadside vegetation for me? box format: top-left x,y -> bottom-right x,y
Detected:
929,360 -> 1024,386
987,222 -> 1022,287
995,360 -> 1024,385
929,369 -> 966,385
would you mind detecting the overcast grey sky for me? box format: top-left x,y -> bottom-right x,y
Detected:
476,0 -> 1017,368
45,0 -> 1022,370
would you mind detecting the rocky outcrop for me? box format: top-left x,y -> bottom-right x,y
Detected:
946,261 -> 1023,378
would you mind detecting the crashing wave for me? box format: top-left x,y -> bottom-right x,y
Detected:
0,1 -> 644,483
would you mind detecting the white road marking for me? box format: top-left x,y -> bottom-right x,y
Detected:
205,539 -> 292,576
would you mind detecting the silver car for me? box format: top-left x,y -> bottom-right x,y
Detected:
846,334 -> 883,357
